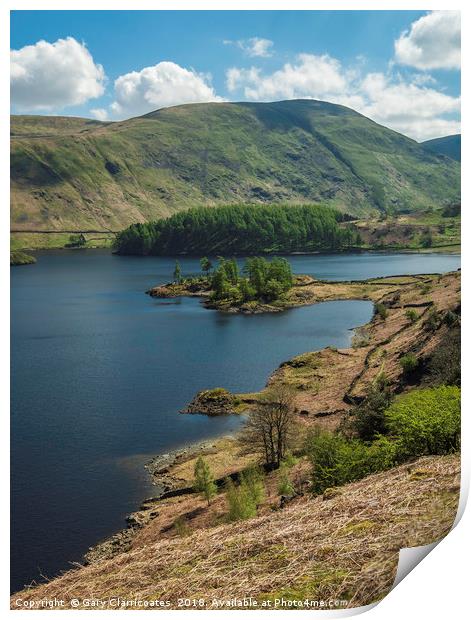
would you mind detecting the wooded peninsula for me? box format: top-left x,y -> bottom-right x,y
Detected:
114,204 -> 359,255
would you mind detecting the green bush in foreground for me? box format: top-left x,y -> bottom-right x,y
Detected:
306,429 -> 397,495
308,386 -> 460,494
225,478 -> 257,522
225,466 -> 266,522
241,466 -> 266,507
385,386 -> 460,458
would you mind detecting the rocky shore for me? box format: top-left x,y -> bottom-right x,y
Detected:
84,438 -> 228,564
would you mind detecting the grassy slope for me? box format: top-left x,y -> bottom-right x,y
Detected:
10,250 -> 36,265
12,454 -> 459,609
422,134 -> 461,162
350,210 -> 460,251
11,100 -> 460,235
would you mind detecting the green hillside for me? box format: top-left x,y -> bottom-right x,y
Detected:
422,134 -> 461,162
11,100 -> 460,235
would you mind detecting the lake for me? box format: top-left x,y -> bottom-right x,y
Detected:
10,250 -> 460,592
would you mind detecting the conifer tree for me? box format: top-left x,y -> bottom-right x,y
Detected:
173,260 -> 182,284
194,456 -> 217,506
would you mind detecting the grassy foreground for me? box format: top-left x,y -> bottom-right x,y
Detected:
12,454 -> 459,609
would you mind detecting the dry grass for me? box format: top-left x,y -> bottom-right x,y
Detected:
170,438 -> 254,483
12,454 -> 460,610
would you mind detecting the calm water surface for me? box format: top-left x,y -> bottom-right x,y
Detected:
10,250 -> 460,591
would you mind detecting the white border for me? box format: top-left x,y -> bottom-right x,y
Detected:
3,2 -> 468,618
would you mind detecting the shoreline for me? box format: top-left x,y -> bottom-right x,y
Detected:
10,236 -> 461,256
83,269 -> 461,566
84,435 -> 239,564
147,272 -> 446,315
17,267 -> 461,591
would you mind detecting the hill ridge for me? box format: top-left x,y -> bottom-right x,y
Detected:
11,99 -> 460,233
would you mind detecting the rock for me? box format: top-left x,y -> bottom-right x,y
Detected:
280,494 -> 296,508
147,284 -> 180,298
182,387 -> 237,416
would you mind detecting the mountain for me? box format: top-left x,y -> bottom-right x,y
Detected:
11,100 -> 460,232
422,134 -> 461,162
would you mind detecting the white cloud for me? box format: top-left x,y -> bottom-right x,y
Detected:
11,37 -> 105,111
359,73 -> 460,141
225,55 -> 460,141
110,61 -> 223,118
394,11 -> 460,70
90,108 -> 108,121
226,53 -> 347,101
228,37 -> 274,58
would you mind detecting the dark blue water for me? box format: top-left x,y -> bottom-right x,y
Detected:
10,250 -> 460,592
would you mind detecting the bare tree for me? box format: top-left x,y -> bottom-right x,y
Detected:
242,384 -> 296,469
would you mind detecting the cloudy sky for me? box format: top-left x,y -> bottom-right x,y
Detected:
10,10 -> 460,141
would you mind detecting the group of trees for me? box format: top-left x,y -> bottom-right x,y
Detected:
192,369 -> 460,517
169,255 -> 293,305
308,384 -> 460,495
114,204 -> 359,255
211,256 -> 293,304
193,458 -> 266,522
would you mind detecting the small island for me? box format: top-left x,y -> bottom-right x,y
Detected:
147,255 -> 436,315
147,256 -> 313,313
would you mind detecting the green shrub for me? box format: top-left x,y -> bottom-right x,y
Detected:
277,461 -> 295,496
400,352 -> 419,375
281,452 -> 299,468
225,477 -> 258,521
240,466 -> 265,507
423,307 -> 441,331
374,302 -> 388,320
67,233 -> 86,248
419,230 -> 433,248
278,472 -> 295,496
173,516 -> 191,537
443,310 -> 460,327
385,386 -> 460,457
306,429 -> 397,495
405,309 -> 419,323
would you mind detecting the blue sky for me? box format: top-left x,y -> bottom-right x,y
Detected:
10,10 -> 461,141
